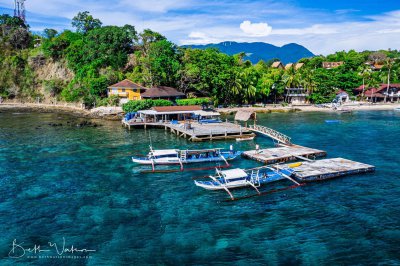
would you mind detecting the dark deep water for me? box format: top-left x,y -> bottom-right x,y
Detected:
0,110 -> 399,265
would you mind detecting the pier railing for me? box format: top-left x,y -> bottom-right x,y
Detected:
248,125 -> 292,145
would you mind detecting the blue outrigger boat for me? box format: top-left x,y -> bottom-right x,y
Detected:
194,164 -> 301,200
132,146 -> 242,172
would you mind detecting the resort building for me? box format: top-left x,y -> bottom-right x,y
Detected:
356,84 -> 400,102
334,90 -> 350,103
107,80 -> 185,104
285,63 -> 304,71
322,61 -> 344,69
364,62 -> 385,71
107,79 -> 147,104
135,105 -> 220,123
295,63 -> 304,70
141,86 -> 185,100
284,63 -> 293,70
271,61 -> 284,69
286,87 -> 309,104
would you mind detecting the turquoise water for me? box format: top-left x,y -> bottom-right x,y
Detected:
0,110 -> 399,265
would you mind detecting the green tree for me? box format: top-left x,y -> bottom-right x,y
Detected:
239,67 -> 258,104
41,30 -> 82,59
71,11 -> 102,34
43,28 -> 58,39
0,14 -> 26,28
66,25 -> 136,72
139,29 -> 166,55
140,40 -> 181,87
357,65 -> 372,99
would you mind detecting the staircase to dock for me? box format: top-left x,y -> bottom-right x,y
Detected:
248,124 -> 292,145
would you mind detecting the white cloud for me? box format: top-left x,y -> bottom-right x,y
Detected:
272,24 -> 338,35
240,20 -> 272,37
120,0 -> 192,13
184,31 -> 221,45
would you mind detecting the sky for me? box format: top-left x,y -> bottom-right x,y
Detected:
1,0 -> 399,55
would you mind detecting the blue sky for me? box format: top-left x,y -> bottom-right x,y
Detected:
1,0 -> 399,54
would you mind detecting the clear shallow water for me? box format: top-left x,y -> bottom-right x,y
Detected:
0,110 -> 399,265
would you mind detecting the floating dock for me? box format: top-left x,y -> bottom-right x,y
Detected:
122,120 -> 254,141
242,145 -> 327,164
277,158 -> 375,182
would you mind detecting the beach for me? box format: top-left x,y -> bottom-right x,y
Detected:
1,101 -> 400,119
217,102 -> 400,114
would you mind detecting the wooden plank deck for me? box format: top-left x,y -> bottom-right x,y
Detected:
122,120 -> 254,141
242,145 -> 327,164
277,158 -> 375,182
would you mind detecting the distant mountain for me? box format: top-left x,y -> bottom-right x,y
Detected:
182,41 -> 314,64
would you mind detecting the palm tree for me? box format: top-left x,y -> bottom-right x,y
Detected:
282,67 -> 301,102
300,68 -> 316,99
227,68 -> 242,101
240,68 -> 257,104
358,65 -> 372,101
368,79 -> 380,103
383,58 -> 394,102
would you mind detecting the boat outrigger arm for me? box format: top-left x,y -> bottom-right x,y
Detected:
246,180 -> 261,195
269,166 -> 301,185
209,174 -> 235,200
209,169 -> 261,200
219,153 -> 229,166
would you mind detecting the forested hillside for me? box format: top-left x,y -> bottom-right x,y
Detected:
183,42 -> 314,64
1,11 -> 399,106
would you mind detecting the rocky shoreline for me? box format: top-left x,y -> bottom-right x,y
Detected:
0,103 -> 124,120
1,102 -> 399,121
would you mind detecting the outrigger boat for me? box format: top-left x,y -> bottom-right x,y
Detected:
132,146 -> 242,172
194,163 -> 303,200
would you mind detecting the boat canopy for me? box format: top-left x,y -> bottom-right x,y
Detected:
151,149 -> 178,156
222,169 -> 248,180
185,148 -> 222,154
193,110 -> 221,117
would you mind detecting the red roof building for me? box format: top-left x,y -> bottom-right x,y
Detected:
152,105 -> 201,112
141,86 -> 185,99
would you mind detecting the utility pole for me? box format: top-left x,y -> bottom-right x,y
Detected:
13,0 -> 26,23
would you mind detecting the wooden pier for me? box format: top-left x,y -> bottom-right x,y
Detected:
276,158 -> 375,182
242,145 -> 327,164
122,120 -> 254,141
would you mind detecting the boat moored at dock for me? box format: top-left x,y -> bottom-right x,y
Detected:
132,146 -> 242,171
194,166 -> 300,200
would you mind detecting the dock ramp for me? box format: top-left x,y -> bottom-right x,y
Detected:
248,125 -> 292,145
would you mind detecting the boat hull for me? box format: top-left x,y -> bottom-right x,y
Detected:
194,169 -> 292,190
132,151 -> 241,165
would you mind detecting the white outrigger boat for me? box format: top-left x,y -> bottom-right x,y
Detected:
132,146 -> 242,172
194,164 -> 302,200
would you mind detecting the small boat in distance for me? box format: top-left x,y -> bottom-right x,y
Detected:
132,146 -> 242,171
325,120 -> 341,123
236,136 -> 255,142
394,107 -> 400,111
194,166 -> 301,200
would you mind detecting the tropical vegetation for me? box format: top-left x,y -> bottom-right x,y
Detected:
1,12 -> 400,107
